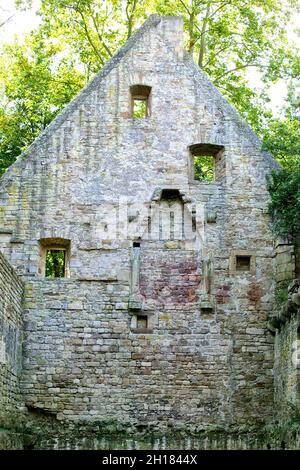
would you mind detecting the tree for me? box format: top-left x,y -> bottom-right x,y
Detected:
267,169 -> 300,242
20,0 -> 299,91
262,117 -> 300,171
267,165 -> 300,277
0,33 -> 84,174
29,0 -> 153,75
0,3 -> 15,28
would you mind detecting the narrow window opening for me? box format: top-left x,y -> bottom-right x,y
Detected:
236,255 -> 251,271
136,315 -> 148,329
39,238 -> 70,278
159,210 -> 163,240
147,216 -> 152,235
130,85 -> 151,119
170,211 -> 175,240
45,249 -> 66,278
133,241 -> 141,248
181,204 -> 185,239
192,206 -> 197,232
133,99 -> 147,118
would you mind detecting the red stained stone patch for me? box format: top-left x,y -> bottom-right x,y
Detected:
216,284 -> 231,304
247,283 -> 263,302
140,258 -> 201,304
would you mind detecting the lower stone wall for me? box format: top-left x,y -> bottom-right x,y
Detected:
24,430 -> 299,450
0,251 -> 24,448
275,242 -> 296,286
271,275 -> 300,428
7,419 -> 300,450
20,244 -> 275,433
274,311 -> 299,417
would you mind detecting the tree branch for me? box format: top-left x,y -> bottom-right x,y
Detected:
208,1 -> 232,21
75,11 -> 105,66
87,4 -> 113,57
126,0 -> 138,39
178,0 -> 192,16
0,14 -> 14,28
214,63 -> 264,81
203,40 -> 233,67
198,1 -> 211,67
214,83 -> 236,98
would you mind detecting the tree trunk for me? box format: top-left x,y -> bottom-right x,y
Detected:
188,11 -> 195,53
198,2 -> 211,68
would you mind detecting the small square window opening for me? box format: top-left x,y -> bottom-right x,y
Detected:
136,315 -> 148,329
236,255 -> 251,271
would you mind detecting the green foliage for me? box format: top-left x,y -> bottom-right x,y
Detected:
132,99 -> 147,118
267,168 -> 300,241
0,33 -> 84,175
275,279 -> 291,307
262,117 -> 300,171
45,250 -> 66,278
194,155 -> 214,182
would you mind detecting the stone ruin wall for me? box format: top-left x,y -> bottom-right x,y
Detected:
0,16 -> 292,448
0,251 -> 23,448
272,241 -> 300,426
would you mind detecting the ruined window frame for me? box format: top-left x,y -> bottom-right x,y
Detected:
130,84 -> 152,119
229,250 -> 256,275
130,312 -> 153,334
38,238 -> 71,278
188,143 -> 224,183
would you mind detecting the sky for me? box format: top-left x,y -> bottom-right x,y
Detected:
0,0 -> 41,40
0,0 -> 299,116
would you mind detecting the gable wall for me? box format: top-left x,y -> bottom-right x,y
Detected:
0,16 -> 276,433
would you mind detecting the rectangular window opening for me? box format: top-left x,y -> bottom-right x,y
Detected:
170,211 -> 175,240
193,155 -> 215,182
201,307 -> 214,317
130,85 -> 151,119
136,315 -> 148,329
236,255 -> 251,271
45,249 -> 66,278
132,98 -> 147,118
192,207 -> 197,232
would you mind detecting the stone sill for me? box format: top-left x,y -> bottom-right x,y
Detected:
130,328 -> 153,334
189,180 -> 223,188
78,246 -> 118,252
77,277 -> 118,282
10,238 -> 24,244
25,276 -> 119,283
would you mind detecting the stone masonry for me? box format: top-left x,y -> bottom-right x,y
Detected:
0,15 -> 289,447
0,252 -> 23,448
